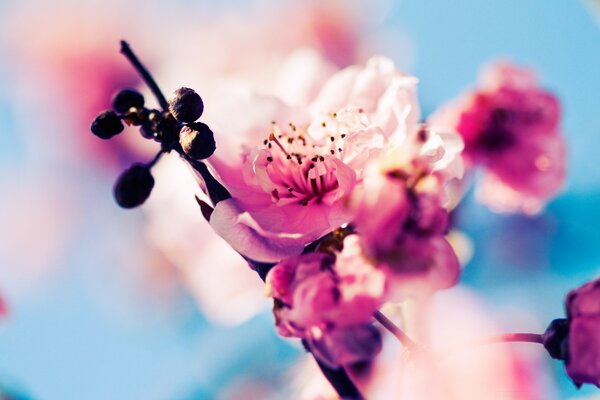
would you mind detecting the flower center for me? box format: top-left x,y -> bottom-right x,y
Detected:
261,117 -> 347,207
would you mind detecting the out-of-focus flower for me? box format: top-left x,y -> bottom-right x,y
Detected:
563,276 -> 600,387
0,293 -> 7,318
429,61 -> 566,215
299,288 -> 554,400
206,57 -> 421,262
266,235 -> 385,366
350,125 -> 463,299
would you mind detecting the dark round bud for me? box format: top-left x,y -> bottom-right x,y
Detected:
542,318 -> 570,361
140,124 -> 155,139
112,89 -> 145,113
179,122 -> 216,160
91,111 -> 124,139
168,87 -> 204,123
113,164 -> 155,208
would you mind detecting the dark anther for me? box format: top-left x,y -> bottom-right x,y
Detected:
179,122 -> 216,160
113,164 -> 155,208
168,87 -> 204,123
112,89 -> 145,113
91,110 -> 124,139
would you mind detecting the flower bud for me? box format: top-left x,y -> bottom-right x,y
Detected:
179,122 -> 216,160
113,164 -> 155,208
112,89 -> 145,113
168,87 -> 204,123
91,111 -> 124,139
542,318 -> 569,360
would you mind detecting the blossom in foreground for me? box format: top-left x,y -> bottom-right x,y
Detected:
350,125 -> 462,299
429,62 -> 566,215
266,235 -> 385,367
206,57 -> 462,262
564,276 -> 600,387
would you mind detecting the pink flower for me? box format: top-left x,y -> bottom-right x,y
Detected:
0,293 -> 7,319
349,126 -> 463,299
564,276 -> 600,387
266,235 -> 385,367
301,288 -> 555,400
429,61 -> 566,215
266,235 -> 385,337
205,57 -> 423,262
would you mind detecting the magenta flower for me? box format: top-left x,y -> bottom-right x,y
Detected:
204,57 -> 421,262
266,235 -> 385,336
429,62 -> 566,214
0,293 -> 6,319
265,235 -> 385,366
564,277 -> 600,387
349,127 -> 462,299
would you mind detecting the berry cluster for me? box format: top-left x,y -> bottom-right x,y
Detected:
90,86 -> 216,208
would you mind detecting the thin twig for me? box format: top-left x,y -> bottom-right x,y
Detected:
146,150 -> 164,169
473,332 -> 543,345
373,310 -> 418,350
436,332 -> 544,356
120,40 -> 169,110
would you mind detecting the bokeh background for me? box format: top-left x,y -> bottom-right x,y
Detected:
0,0 -> 599,398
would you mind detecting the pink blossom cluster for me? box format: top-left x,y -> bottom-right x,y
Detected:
87,38 -> 582,394
266,236 -> 385,367
564,277 -> 600,387
429,62 -> 566,215
201,57 -> 464,366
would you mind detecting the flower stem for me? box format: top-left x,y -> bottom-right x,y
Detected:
475,332 -> 543,345
373,310 -> 418,349
120,40 -> 169,110
315,358 -> 365,400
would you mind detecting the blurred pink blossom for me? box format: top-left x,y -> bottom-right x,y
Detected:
350,125 -> 463,299
565,276 -> 600,387
297,288 -> 554,400
429,61 -> 566,215
0,293 -> 7,318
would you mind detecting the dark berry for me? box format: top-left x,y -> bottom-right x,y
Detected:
140,124 -> 155,139
91,111 -> 124,139
112,89 -> 145,113
168,87 -> 204,123
179,122 -> 216,160
113,164 -> 155,208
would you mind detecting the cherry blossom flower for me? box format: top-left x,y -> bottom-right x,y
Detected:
349,125 -> 463,299
0,293 -> 7,319
564,276 -> 600,387
265,235 -> 385,366
429,61 -> 566,215
205,57 -> 425,262
266,235 -> 385,336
